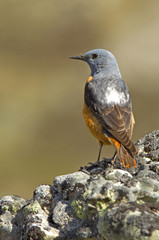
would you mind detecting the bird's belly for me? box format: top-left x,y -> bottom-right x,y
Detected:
82,104 -> 111,145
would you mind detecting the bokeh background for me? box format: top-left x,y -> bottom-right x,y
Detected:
0,0 -> 159,199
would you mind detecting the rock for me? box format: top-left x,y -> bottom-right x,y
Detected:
33,184 -> 53,215
20,199 -> 61,239
0,195 -> 27,240
53,171 -> 90,200
0,130 -> 159,239
98,202 -> 159,240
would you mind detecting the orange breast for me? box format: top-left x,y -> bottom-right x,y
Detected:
82,104 -> 111,145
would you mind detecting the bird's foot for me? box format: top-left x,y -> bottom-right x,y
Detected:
88,161 -> 100,167
88,159 -> 109,169
79,161 -> 103,175
101,153 -> 117,167
88,154 -> 116,168
79,152 -> 117,174
102,157 -> 114,163
100,157 -> 113,167
103,151 -> 117,163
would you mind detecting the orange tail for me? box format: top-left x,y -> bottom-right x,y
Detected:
118,144 -> 136,168
108,137 -> 137,168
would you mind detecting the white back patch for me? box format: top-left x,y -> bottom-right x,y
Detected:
106,87 -> 126,105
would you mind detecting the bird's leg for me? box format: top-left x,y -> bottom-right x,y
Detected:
97,141 -> 103,164
112,150 -> 117,160
88,141 -> 103,166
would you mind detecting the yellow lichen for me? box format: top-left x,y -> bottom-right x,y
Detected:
71,200 -> 84,219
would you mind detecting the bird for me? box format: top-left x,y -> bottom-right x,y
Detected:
70,49 -> 138,168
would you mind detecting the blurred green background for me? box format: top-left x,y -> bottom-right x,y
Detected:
0,0 -> 159,199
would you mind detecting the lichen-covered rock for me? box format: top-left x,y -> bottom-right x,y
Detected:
0,195 -> 27,240
98,202 -> 159,240
0,130 -> 159,239
33,184 -> 53,215
20,200 -> 61,239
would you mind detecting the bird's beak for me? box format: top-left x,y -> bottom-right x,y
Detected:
69,55 -> 85,61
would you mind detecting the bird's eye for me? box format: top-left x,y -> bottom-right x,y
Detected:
92,53 -> 98,59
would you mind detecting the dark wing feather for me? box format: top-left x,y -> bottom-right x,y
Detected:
97,104 -> 137,155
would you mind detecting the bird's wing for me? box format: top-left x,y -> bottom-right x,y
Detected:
96,104 -> 137,155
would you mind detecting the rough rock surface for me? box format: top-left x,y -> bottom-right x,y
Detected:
0,130 -> 159,240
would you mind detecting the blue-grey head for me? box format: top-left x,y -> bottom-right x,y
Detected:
70,49 -> 121,78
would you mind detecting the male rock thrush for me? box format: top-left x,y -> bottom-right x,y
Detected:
70,49 -> 138,167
